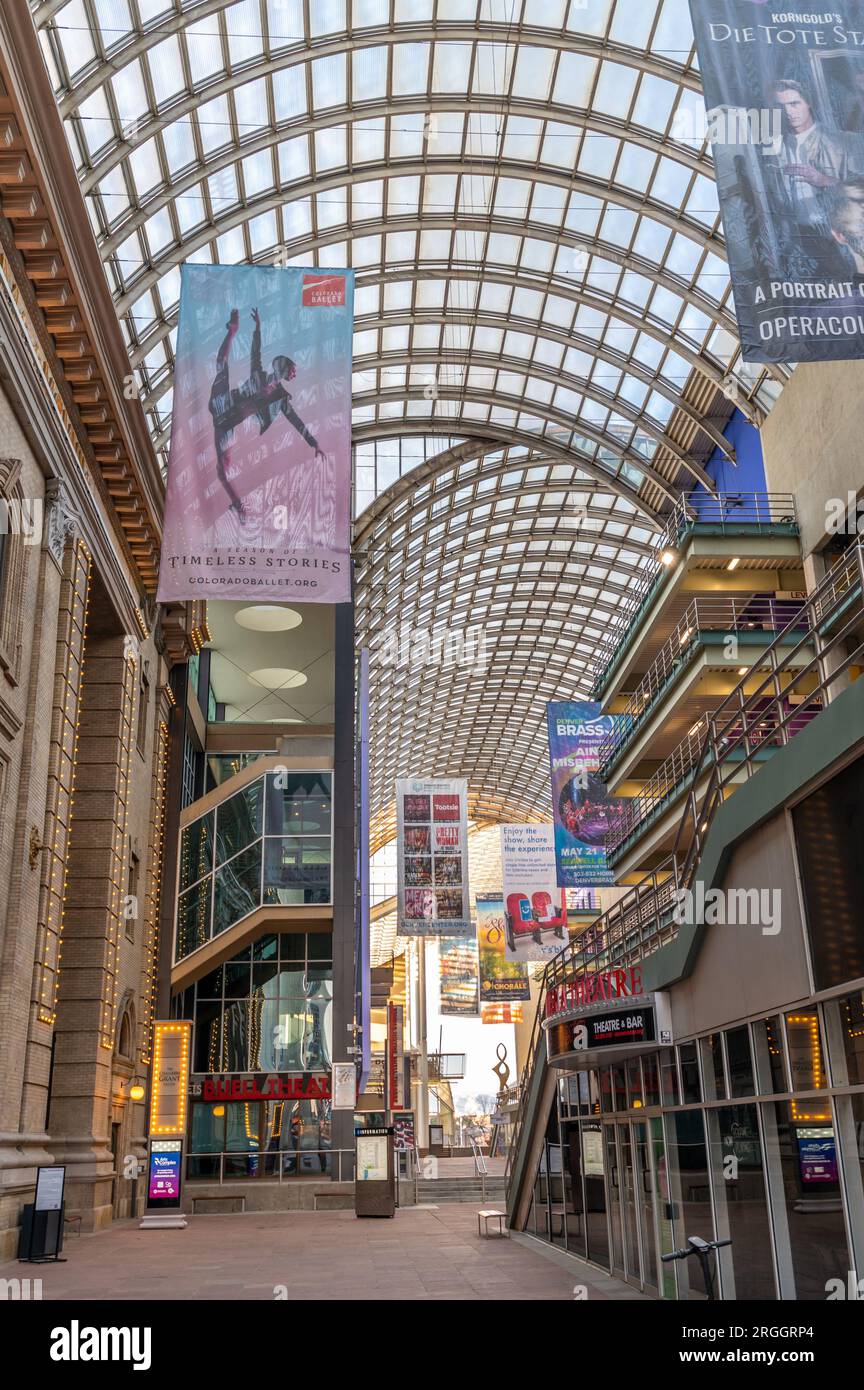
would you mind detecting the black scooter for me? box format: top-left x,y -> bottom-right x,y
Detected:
661,1234 -> 732,1300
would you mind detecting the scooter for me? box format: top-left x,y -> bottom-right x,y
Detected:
661,1234 -> 732,1300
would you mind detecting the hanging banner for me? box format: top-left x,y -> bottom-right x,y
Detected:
396,777 -> 471,936
439,936 -> 481,1017
501,823 -> 571,963
546,702 -> 626,888
689,0 -> 864,362
157,263 -> 354,602
481,1002 -> 524,1025
477,896 -> 530,1005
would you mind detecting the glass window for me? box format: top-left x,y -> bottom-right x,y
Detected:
264,836 -> 331,904
761,1101 -> 847,1298
176,880 -> 210,957
196,964 -> 224,998
785,1009 -> 828,1096
222,1001 -> 250,1071
753,1015 -> 787,1094
179,812 -> 213,890
611,1064 -> 627,1110
665,1110 -> 714,1299
660,1049 -> 680,1107
823,989 -> 864,1087
626,1057 -> 643,1109
216,781 -> 264,860
792,753 -> 864,990
599,1067 -> 614,1114
706,1104 -> 775,1299
725,1026 -> 755,1097
265,771 -> 332,835
642,1054 -> 660,1108
193,999 -> 222,1072
213,844 -> 263,935
700,1034 -> 726,1102
679,1041 -> 701,1104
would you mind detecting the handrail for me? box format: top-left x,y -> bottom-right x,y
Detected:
507,535 -> 864,1209
598,593 -> 808,775
591,492 -> 798,692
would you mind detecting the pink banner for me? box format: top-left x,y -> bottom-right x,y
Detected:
157,264 -> 353,603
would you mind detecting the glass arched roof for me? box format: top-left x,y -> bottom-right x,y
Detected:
32,0 -> 790,827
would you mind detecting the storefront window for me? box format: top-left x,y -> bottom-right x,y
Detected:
725,1026 -> 755,1098
599,1067 -> 614,1114
660,1049 -> 680,1107
626,1057 -> 643,1109
700,1034 -> 726,1101
753,1015 -> 787,1094
761,1101 -> 848,1298
679,1042 -> 701,1105
611,1065 -> 627,1111
643,1054 -> 660,1108
706,1105 -> 775,1299
785,1009 -> 829,1114
823,990 -> 864,1087
665,1110 -> 714,1299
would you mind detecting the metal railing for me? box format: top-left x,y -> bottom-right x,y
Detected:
187,1149 -> 353,1183
591,492 -> 798,692
598,594 -> 809,775
508,536 -> 864,1203
470,1137 -> 489,1202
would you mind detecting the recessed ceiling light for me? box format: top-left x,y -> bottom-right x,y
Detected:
248,668 -> 308,689
235,605 -> 302,632
727,557 -> 741,571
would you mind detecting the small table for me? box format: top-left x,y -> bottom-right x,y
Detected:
477,1208 -> 507,1238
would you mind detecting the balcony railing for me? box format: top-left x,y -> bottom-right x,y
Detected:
591,492 -> 798,695
598,594 -> 808,776
507,537 -> 864,1198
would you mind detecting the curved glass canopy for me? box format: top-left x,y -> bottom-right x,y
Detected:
33,0 -> 788,826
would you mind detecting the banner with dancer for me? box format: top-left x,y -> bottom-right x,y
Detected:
690,1 -> 864,361
157,264 -> 354,602
546,701 -> 627,888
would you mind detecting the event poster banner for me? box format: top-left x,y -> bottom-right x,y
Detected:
396,778 -> 471,936
481,1002 -> 524,1025
477,896 -> 531,1005
501,824 -> 570,963
546,701 -> 627,888
438,936 -> 481,1017
157,264 -> 354,602
690,1 -> 864,362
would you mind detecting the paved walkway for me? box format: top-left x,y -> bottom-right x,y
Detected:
0,1205 -> 643,1301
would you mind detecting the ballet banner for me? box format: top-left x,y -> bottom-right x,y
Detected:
157,263 -> 354,603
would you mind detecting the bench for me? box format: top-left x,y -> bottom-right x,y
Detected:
477,1208 -> 507,1238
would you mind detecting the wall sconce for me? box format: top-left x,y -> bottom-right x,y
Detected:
129,1083 -> 146,1103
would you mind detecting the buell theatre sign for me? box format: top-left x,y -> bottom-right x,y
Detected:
189,1073 -> 332,1102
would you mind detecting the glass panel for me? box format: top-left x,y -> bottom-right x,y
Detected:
651,1115 -> 677,1299
762,1101 -> 847,1298
561,1120 -> 586,1257
599,1067 -> 614,1114
216,780 -> 264,860
679,1041 -> 701,1104
642,1054 -> 660,1108
753,1015 -> 787,1094
581,1120 -> 609,1268
620,1125 -> 642,1283
189,1102 -> 224,1154
176,879 -> 211,958
307,932 -> 333,960
626,1057 -> 643,1109
213,843 -> 263,934
792,753 -> 864,990
264,837 -> 331,903
222,1000 -> 250,1070
265,771 -> 332,834
280,931 -> 307,960
634,1120 -> 659,1292
707,1104 -> 775,1299
605,1126 -> 624,1273
224,962 -> 251,997
252,935 -> 279,961
823,989 -> 864,1087
611,1065 -> 626,1110
666,1110 -> 714,1299
660,1049 -> 680,1107
270,997 -> 332,1070
260,1100 -> 332,1177
196,964 -> 224,998
785,1009 -> 828,1099
179,812 -> 214,891
700,1033 -> 726,1101
193,999 -> 222,1072
726,1026 -> 755,1098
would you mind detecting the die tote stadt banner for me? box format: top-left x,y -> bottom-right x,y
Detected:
500,823 -> 572,964
396,777 -> 472,936
689,0 -> 864,362
157,264 -> 354,602
477,896 -> 531,1007
546,701 -> 627,888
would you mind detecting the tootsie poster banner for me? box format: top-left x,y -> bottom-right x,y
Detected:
157,264 -> 354,602
689,0 -> 864,361
501,824 -> 570,964
396,777 -> 472,936
546,701 -> 627,889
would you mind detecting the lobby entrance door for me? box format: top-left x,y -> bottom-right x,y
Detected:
604,1119 -> 660,1295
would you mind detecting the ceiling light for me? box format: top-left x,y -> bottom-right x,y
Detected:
727,557 -> 740,571
248,668 -> 308,690
737,667 -> 747,675
235,605 -> 302,632
660,549 -> 676,566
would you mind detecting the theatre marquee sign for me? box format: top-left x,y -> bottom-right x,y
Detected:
546,1009 -> 657,1066
545,967 -> 644,1021
189,1072 -> 332,1102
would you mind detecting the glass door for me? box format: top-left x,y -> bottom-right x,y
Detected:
633,1120 -> 660,1296
604,1124 -> 625,1275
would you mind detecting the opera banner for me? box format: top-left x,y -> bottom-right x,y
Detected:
477,896 -> 530,1005
501,823 -> 570,964
157,263 -> 354,602
396,777 -> 471,936
546,701 -> 627,888
689,1 -> 864,361
438,936 -> 480,1017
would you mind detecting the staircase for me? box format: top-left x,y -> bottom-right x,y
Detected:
410,1175 -> 507,1205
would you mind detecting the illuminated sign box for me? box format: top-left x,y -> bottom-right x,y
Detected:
149,1020 -> 192,1136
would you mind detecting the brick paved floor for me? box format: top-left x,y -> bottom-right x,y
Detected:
0,1204 -> 645,1301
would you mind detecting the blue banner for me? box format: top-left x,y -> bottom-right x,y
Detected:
546,701 -> 626,887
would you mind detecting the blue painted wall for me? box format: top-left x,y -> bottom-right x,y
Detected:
687,408 -> 766,511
